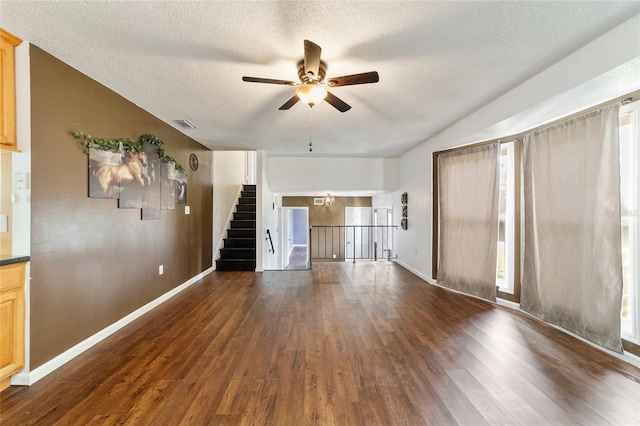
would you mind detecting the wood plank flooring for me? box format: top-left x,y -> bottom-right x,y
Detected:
2,262 -> 640,425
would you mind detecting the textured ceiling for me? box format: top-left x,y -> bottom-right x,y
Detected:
1,1 -> 639,157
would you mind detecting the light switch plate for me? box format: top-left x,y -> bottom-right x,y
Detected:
15,172 -> 30,190
185,206 -> 190,215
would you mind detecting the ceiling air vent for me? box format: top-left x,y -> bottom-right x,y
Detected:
173,119 -> 197,129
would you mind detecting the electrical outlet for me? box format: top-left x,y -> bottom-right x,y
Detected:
159,265 -> 164,275
185,206 -> 190,215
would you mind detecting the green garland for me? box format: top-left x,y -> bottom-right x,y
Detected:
73,131 -> 187,175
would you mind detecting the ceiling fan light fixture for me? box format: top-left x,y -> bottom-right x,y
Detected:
296,83 -> 327,106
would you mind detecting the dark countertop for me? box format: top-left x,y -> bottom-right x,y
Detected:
0,255 -> 30,267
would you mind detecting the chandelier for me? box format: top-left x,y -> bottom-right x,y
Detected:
325,193 -> 335,206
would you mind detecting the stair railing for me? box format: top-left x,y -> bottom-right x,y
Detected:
266,229 -> 275,254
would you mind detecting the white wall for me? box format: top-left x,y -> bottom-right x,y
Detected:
214,150 -> 276,270
11,40 -> 32,384
12,41 -> 30,256
268,157 -> 397,194
256,151 -> 279,271
212,151 -> 246,257
371,165 -> 431,280
374,14 -> 640,282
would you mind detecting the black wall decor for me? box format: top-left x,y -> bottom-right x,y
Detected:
401,192 -> 408,230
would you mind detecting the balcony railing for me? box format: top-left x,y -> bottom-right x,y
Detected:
309,225 -> 397,268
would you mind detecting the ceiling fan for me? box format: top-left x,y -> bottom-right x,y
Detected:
242,40 -> 379,113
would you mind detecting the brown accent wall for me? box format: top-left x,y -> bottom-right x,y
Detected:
282,196 -> 371,259
29,45 -> 212,368
282,196 -> 371,225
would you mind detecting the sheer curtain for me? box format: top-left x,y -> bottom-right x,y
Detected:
521,104 -> 623,353
438,143 -> 500,301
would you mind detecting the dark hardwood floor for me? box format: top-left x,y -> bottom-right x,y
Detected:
2,262 -> 640,425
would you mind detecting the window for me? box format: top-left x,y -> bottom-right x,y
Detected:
620,100 -> 639,343
434,94 -> 640,344
496,142 -> 515,294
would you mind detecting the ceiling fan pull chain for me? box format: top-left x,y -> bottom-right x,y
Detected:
308,109 -> 313,152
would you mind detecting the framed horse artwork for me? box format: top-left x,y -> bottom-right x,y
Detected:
89,146 -> 148,209
86,139 -> 187,220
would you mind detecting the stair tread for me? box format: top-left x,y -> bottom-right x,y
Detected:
217,258 -> 256,261
219,186 -> 257,271
219,256 -> 255,260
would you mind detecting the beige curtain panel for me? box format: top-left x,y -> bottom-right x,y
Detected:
438,143 -> 500,302
521,104 -> 623,353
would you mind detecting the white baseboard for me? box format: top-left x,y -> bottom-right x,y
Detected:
393,259 -> 436,285
518,308 -> 640,369
496,298 -> 520,310
11,266 -> 214,386
392,259 -> 639,369
622,349 -> 640,369
393,259 -> 519,309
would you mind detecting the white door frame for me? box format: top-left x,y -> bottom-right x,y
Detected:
345,207 -> 373,260
374,207 -> 393,259
280,206 -> 309,270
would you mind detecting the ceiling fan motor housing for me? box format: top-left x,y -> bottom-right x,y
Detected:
298,60 -> 327,83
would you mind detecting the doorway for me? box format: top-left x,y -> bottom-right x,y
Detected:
282,207 -> 309,270
345,207 -> 373,260
374,207 -> 393,260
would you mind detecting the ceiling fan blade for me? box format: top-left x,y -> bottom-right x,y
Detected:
279,95 -> 300,110
242,76 -> 297,86
326,71 -> 379,87
325,91 -> 351,113
304,40 -> 322,78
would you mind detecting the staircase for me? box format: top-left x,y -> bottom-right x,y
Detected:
216,184 -> 256,271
